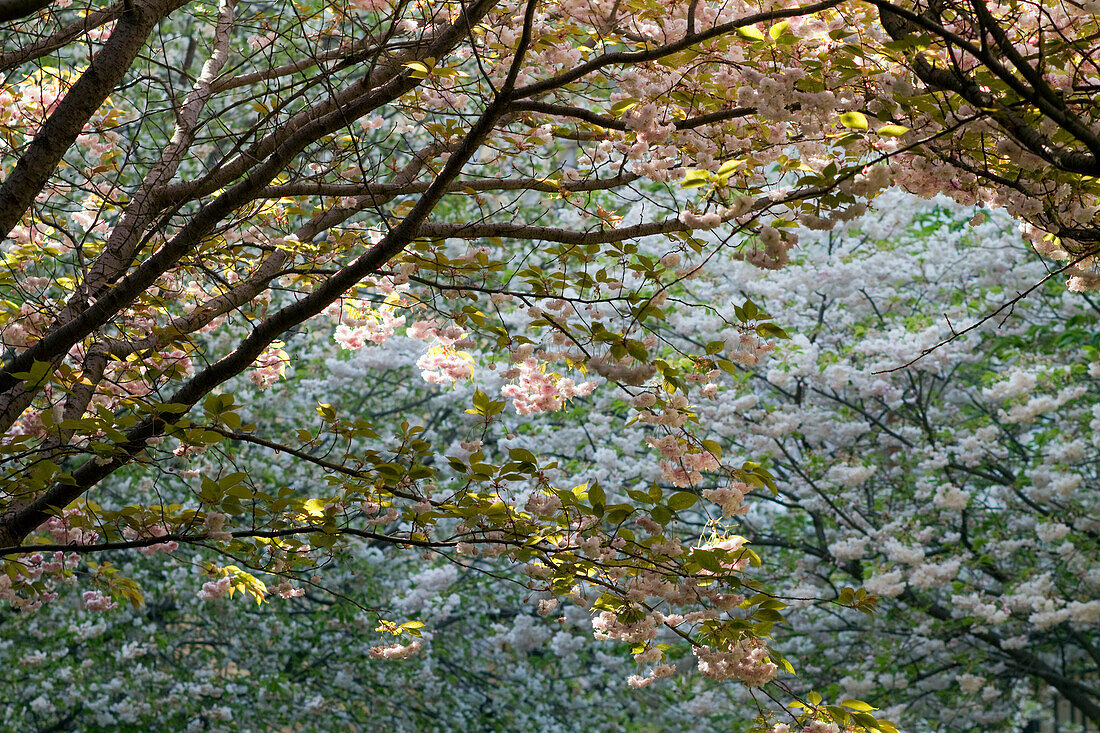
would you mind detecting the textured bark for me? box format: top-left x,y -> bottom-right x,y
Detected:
0,0 -> 52,22
0,0 -> 174,239
0,0 -> 506,546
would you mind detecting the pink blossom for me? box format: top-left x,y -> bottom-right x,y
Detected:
416,346 -> 474,384
250,341 -> 289,389
82,590 -> 117,612
368,640 -> 422,659
333,308 -> 405,349
502,359 -> 596,414
124,523 -> 179,554
197,576 -> 232,601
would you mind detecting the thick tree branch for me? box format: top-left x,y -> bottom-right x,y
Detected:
0,0 -> 176,240
0,0 -> 502,434
0,0 -> 519,546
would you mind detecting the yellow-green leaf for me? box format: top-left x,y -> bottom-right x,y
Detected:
842,699 -> 878,712
877,124 -> 910,137
737,25 -> 765,41
840,111 -> 869,130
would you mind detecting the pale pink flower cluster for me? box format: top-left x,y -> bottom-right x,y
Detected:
82,590 -> 117,612
648,435 -> 720,486
501,359 -> 597,414
933,484 -> 970,510
197,576 -> 231,601
957,673 -> 985,694
347,0 -> 391,12
74,130 -> 121,168
662,452 -> 720,487
360,115 -> 385,131
203,512 -> 232,542
3,407 -> 47,445
123,523 -> 179,554
416,346 -> 474,384
0,551 -> 78,610
680,210 -> 724,230
588,353 -> 657,386
702,482 -> 751,516
592,610 -> 658,644
85,21 -> 115,43
637,392 -> 693,428
624,102 -> 676,144
685,368 -> 720,399
246,32 -> 276,51
737,224 -> 795,270
999,385 -> 1086,424
725,330 -> 777,366
333,307 -> 405,349
801,722 -> 841,733
249,342 -> 289,389
368,640 -> 422,659
692,638 -> 778,686
626,663 -> 675,688
1,73 -> 64,139
272,580 -> 306,599
0,301 -> 51,349
408,320 -> 475,383
865,569 -> 906,598
407,319 -> 467,345
1066,270 -> 1100,292
525,491 -> 563,517
691,537 -> 751,575
40,509 -> 99,546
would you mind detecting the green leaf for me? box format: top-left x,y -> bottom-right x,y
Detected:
651,505 -> 672,525
667,491 -> 698,511
404,60 -> 431,79
737,25 -> 765,41
607,506 -> 632,523
716,359 -> 738,375
877,124 -> 909,136
11,359 -> 52,384
508,447 -> 537,463
588,483 -> 606,507
609,99 -> 638,116
842,699 -> 878,712
681,169 -> 710,188
840,111 -> 869,130
472,389 -> 489,411
851,712 -> 881,728
756,322 -> 790,339
716,158 -> 744,176
693,550 -> 723,573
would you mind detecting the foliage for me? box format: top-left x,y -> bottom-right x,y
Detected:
2,0 -> 1100,729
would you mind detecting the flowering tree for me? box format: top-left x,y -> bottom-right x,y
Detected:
2,0 -> 1100,728
704,193 -> 1100,728
5,192 -> 1096,731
